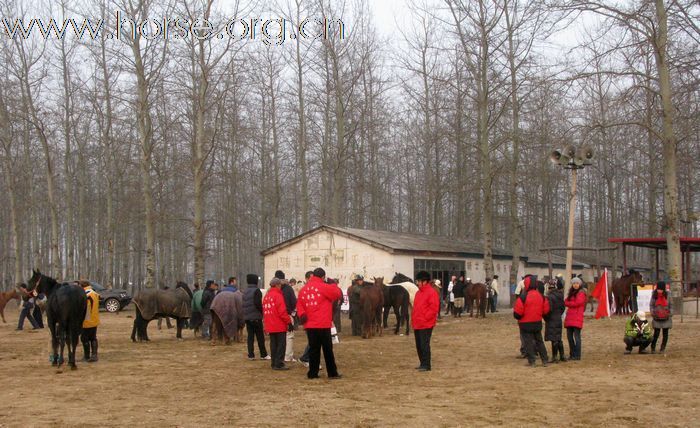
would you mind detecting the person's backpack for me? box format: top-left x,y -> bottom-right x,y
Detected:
654,294 -> 670,320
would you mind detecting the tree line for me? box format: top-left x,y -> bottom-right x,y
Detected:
0,0 -> 698,290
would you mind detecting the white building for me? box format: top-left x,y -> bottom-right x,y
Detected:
261,225 -> 588,305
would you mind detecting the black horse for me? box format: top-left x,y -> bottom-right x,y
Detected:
131,281 -> 193,342
382,274 -> 411,336
28,270 -> 87,370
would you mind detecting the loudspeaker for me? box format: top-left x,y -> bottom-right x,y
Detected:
580,145 -> 594,165
564,145 -> 577,158
550,150 -> 562,164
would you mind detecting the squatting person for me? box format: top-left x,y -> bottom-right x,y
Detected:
624,310 -> 652,354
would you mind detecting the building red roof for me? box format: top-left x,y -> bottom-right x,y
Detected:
607,237 -> 700,252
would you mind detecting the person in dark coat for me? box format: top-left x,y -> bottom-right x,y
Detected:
544,280 -> 566,363
200,280 -> 217,339
16,284 -> 40,331
513,275 -> 550,367
242,274 -> 269,360
452,276 -> 466,317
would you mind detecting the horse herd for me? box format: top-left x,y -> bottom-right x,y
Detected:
346,273 -> 490,340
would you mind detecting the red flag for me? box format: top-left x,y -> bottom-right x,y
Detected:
591,269 -> 610,319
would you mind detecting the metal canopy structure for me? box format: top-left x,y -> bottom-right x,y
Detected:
608,237 -> 700,284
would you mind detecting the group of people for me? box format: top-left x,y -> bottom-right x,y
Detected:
189,268 -> 343,379
443,275 -> 500,317
624,282 -> 673,354
514,274 -> 673,367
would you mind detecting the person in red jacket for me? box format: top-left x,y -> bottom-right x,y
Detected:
412,270 -> 439,372
263,278 -> 292,370
564,277 -> 586,360
296,267 -> 342,379
513,275 -> 550,367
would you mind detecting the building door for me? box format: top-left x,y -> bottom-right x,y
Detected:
413,259 -> 466,299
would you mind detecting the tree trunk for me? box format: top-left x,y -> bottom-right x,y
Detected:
653,0 -> 682,284
131,37 -> 156,289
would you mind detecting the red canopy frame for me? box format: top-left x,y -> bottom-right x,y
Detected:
608,237 -> 700,284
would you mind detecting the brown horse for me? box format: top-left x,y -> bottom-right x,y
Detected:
585,282 -> 597,313
465,282 -> 487,318
611,271 -> 642,315
358,278 -> 384,339
0,288 -> 19,323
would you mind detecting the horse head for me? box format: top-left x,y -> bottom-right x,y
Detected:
27,269 -> 42,291
373,277 -> 384,288
391,272 -> 413,284
630,270 -> 642,284
29,271 -> 60,297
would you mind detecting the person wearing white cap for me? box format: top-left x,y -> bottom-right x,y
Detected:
624,310 -> 652,354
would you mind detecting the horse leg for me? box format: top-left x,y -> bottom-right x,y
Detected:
176,318 -> 183,339
58,325 -> 66,368
49,321 -> 59,366
69,326 -> 80,370
0,305 -> 5,323
141,318 -> 151,341
377,307 -> 383,337
393,304 -> 400,335
383,305 -> 389,329
131,318 -> 138,342
404,304 -> 410,336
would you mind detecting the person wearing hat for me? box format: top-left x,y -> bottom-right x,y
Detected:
649,281 -> 672,354
624,310 -> 652,354
242,274 -> 269,360
348,274 -> 364,337
296,268 -> 342,379
513,275 -> 550,367
432,279 -> 442,319
263,278 -> 292,370
445,275 -> 456,316
80,280 -> 100,362
564,277 -> 586,360
412,270 -> 439,371
275,270 -> 298,363
544,279 -> 566,363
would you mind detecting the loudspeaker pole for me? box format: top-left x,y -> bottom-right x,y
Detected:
565,168 -> 578,293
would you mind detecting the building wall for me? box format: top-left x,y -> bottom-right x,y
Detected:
263,230 -> 401,288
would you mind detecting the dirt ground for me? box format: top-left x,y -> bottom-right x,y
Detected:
1,304 -> 699,427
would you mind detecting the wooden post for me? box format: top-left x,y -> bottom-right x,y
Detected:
595,249 -> 601,280
622,244 -> 627,275
547,250 -> 553,279
655,248 -> 659,282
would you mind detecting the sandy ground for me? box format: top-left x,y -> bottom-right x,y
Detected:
1,303 -> 699,427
